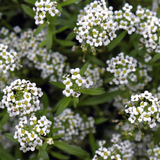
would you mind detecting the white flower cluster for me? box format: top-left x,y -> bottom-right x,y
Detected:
62,68 -> 93,97
147,145 -> 160,159
14,114 -> 52,152
0,27 -> 68,82
114,3 -> 139,35
84,64 -> 105,88
53,108 -> 95,144
34,51 -> 67,82
1,79 -> 43,117
33,0 -> 60,25
125,91 -> 160,128
106,52 -> 137,85
136,6 -> 160,53
74,0 -> 118,50
0,44 -> 21,73
92,134 -> 134,160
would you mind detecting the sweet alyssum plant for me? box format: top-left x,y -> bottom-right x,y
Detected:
1,0 -> 160,160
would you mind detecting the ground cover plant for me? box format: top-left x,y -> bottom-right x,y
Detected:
1,0 -> 160,159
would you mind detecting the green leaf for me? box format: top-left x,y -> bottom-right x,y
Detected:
37,40 -> 46,49
33,22 -> 46,37
50,151 -> 70,160
54,141 -> 90,158
11,0 -> 18,3
46,25 -> 53,49
4,133 -> 18,143
38,145 -> 49,160
89,133 -> 96,155
65,31 -> 76,41
104,76 -> 114,83
73,97 -> 79,108
55,26 -> 69,34
0,112 -> 9,129
78,90 -> 121,106
24,0 -> 36,5
0,145 -> 14,160
108,31 -> 127,51
51,127 -> 63,134
52,134 -> 65,139
55,38 -> 76,46
60,0 -> 80,7
88,55 -> 105,67
79,62 -> 89,76
95,118 -> 108,125
150,53 -> 160,62
42,92 -> 49,110
55,97 -> 72,116
21,4 -> 35,18
50,81 -> 65,89
78,88 -> 105,96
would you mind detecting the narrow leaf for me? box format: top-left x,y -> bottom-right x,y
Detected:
52,134 -> 64,139
4,133 -> 18,143
78,90 -> 121,106
0,112 -> 9,129
46,26 -> 53,49
39,146 -> 49,160
55,97 -> 72,116
21,4 -> 35,18
79,62 -> 89,76
150,53 -> 160,62
51,127 -> 63,134
108,31 -> 127,51
95,118 -> 108,125
89,133 -> 96,155
33,22 -> 46,37
55,38 -> 76,46
60,0 -> 80,7
50,151 -> 70,160
0,145 -> 14,160
42,92 -> 49,110
88,55 -> 105,67
54,141 -> 90,158
65,31 -> 76,41
55,26 -> 69,34
78,88 -> 105,95
37,40 -> 46,49
73,97 -> 79,108
104,76 -> 114,83
12,0 -> 18,3
24,0 -> 36,5
50,81 -> 65,89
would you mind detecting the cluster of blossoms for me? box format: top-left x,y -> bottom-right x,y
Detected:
74,0 -> 118,51
147,145 -> 160,159
136,6 -> 160,58
125,91 -> 160,129
33,0 -> 61,25
114,3 -> 139,35
84,63 -> 105,88
115,123 -> 155,157
0,27 -> 68,82
0,44 -> 21,73
62,68 -> 93,97
92,134 -> 134,160
14,114 -> 52,152
1,79 -> 43,117
34,51 -> 68,82
53,108 -> 95,144
106,52 -> 137,85
74,1 -> 141,53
